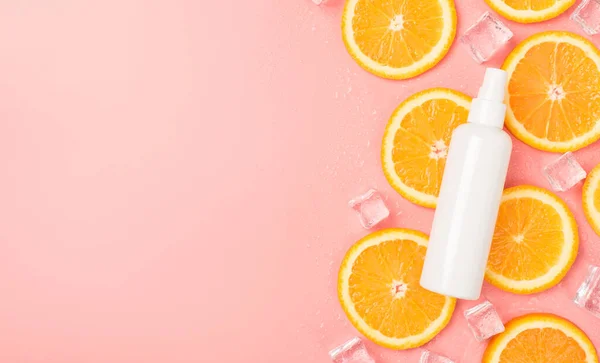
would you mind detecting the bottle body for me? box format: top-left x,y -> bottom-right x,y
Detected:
420,123 -> 512,300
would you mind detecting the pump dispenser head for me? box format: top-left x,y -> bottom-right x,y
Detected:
467,68 -> 508,128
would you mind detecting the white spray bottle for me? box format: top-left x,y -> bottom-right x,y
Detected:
420,68 -> 512,300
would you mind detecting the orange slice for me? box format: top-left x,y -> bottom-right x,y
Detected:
341,0 -> 457,79
338,228 -> 455,349
503,31 -> 600,152
381,88 -> 470,208
483,314 -> 598,363
485,185 -> 578,294
485,0 -> 575,23
583,163 -> 600,237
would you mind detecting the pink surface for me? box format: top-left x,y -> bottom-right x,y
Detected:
1,1 -> 600,362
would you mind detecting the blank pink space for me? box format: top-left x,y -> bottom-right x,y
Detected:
1,1 -> 600,362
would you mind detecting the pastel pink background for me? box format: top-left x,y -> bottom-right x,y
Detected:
1,0 -> 600,362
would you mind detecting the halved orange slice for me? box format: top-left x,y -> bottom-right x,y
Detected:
381,88 -> 470,208
484,314 -> 598,363
583,163 -> 600,237
338,228 -> 455,349
342,0 -> 457,79
503,31 -> 600,152
485,0 -> 575,23
485,185 -> 578,294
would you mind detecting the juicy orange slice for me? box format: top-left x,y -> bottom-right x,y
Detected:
342,0 -> 457,79
503,31 -> 600,152
583,163 -> 600,237
485,185 -> 578,294
381,88 -> 470,208
338,228 -> 455,349
483,314 -> 598,363
485,0 -> 575,23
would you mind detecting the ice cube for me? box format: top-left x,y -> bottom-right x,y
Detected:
464,300 -> 505,341
419,350 -> 454,363
571,0 -> 600,35
329,337 -> 376,363
543,152 -> 587,192
460,12 -> 513,63
574,265 -> 600,317
348,189 -> 389,229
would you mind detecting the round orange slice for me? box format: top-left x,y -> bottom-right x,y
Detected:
485,0 -> 575,23
583,163 -> 600,237
503,31 -> 600,152
342,0 -> 457,79
485,185 -> 578,294
338,228 -> 455,349
381,88 -> 470,208
484,314 -> 598,363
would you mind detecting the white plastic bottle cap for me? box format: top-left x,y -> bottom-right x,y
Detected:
467,68 -> 508,128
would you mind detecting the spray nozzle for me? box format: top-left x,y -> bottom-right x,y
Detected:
477,68 -> 508,102
467,68 -> 509,128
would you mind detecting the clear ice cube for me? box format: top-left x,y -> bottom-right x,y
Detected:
460,12 -> 513,63
419,350 -> 454,363
329,337 -> 376,363
348,189 -> 389,229
574,265 -> 600,317
571,0 -> 600,35
543,152 -> 587,192
464,300 -> 505,341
